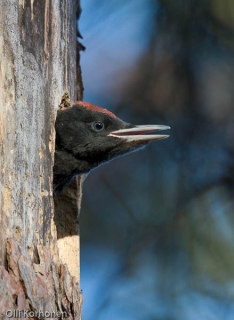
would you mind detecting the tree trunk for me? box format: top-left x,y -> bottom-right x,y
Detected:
0,0 -> 83,318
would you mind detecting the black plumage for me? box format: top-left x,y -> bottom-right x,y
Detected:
53,101 -> 170,195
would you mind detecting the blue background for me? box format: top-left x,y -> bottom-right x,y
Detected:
79,1 -> 234,319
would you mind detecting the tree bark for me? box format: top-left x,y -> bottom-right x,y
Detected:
0,0 -> 82,318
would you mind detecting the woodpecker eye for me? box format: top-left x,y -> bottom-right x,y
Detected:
92,121 -> 104,131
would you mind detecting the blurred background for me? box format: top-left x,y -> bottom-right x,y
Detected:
79,0 -> 234,319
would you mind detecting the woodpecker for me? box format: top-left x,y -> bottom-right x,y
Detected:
53,101 -> 170,195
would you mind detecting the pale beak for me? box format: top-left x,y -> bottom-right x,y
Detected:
108,125 -> 170,142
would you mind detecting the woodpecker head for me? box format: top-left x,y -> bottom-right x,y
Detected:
53,101 -> 170,195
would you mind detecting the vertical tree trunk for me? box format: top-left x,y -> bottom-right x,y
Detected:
0,0 -> 82,318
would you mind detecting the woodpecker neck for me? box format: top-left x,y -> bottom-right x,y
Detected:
53,149 -> 99,195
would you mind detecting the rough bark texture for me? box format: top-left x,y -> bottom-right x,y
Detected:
0,0 -> 82,318
0,238 -> 82,319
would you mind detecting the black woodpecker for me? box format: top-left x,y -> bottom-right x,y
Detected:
53,101 -> 170,195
